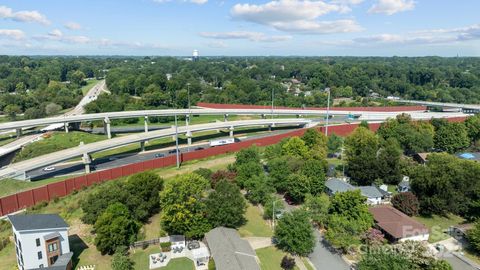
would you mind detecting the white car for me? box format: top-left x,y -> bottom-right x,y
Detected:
43,166 -> 56,171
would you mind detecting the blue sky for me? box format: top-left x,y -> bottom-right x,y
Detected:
0,0 -> 479,56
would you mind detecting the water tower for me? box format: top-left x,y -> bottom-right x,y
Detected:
192,49 -> 199,62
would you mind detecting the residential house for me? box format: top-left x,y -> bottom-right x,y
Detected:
205,227 -> 260,270
8,214 -> 72,270
369,205 -> 429,242
325,178 -> 385,205
414,153 -> 430,164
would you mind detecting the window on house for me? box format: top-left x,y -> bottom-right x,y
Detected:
47,242 -> 58,253
36,238 -> 40,247
37,251 -> 42,260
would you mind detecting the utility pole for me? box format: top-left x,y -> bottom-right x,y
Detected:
271,88 -> 274,119
174,113 -> 180,168
325,87 -> 331,137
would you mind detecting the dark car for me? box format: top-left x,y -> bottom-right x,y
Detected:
154,153 -> 165,158
168,149 -> 179,154
194,147 -> 204,151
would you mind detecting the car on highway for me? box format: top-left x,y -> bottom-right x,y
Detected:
43,166 -> 56,171
168,149 -> 179,154
154,153 -> 165,158
194,147 -> 204,151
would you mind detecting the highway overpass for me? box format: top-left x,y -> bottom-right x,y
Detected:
398,100 -> 480,113
0,118 -> 313,180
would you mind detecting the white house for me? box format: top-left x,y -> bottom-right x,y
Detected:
8,214 -> 72,270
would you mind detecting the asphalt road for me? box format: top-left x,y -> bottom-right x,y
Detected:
309,230 -> 350,270
26,129 -> 296,180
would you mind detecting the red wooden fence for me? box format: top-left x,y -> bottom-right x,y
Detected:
0,118 -> 465,216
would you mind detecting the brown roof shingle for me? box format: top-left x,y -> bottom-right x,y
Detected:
369,206 -> 429,239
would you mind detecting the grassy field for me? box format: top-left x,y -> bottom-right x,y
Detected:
256,246 -> 299,270
238,204 -> 273,238
414,214 -> 465,243
130,245 -> 161,269
81,79 -> 100,95
0,176 -> 73,197
14,131 -> 107,162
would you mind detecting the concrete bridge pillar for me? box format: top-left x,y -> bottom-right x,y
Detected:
140,141 -> 146,152
144,116 -> 149,133
269,123 -> 275,132
186,131 -> 192,147
104,117 -> 111,139
16,128 -> 22,138
64,122 -> 69,133
261,114 -> 266,119
229,126 -> 234,137
171,125 -> 176,140
82,152 -> 92,174
224,114 -> 229,122
186,115 -> 190,127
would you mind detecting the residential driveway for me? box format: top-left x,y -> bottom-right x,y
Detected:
309,230 -> 350,270
245,237 -> 273,250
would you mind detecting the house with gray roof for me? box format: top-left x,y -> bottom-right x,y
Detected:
325,178 -> 385,205
205,227 -> 260,270
8,214 -> 72,270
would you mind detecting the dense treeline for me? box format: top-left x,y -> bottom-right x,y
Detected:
2,56 -> 480,117
0,56 -> 113,119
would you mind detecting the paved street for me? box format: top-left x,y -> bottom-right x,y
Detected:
309,230 -> 350,270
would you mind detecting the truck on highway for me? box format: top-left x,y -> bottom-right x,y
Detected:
209,137 -> 237,147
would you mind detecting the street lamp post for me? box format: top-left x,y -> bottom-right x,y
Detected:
325,87 -> 331,137
271,88 -> 274,119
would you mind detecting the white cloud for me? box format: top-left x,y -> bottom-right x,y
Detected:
200,31 -> 292,42
0,5 -> 50,25
353,24 -> 480,45
34,29 -> 90,44
207,41 -> 228,48
65,22 -> 82,30
0,29 -> 25,40
230,0 -> 362,34
368,0 -> 415,15
153,0 -> 207,4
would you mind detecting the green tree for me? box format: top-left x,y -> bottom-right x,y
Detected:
468,221 -> 480,253
234,146 -> 260,166
160,173 -> 211,238
377,138 -> 402,185
4,104 -> 21,120
205,181 -> 246,228
94,203 -> 140,255
302,194 -> 330,227
302,128 -> 327,159
282,137 -> 309,159
301,159 -> 326,195
327,134 -> 343,154
285,173 -> 310,204
434,122 -> 470,153
235,161 -> 263,188
267,157 -> 294,193
274,210 -> 315,256
465,115 -> 480,142
391,192 -> 419,216
244,174 -> 275,205
358,250 -> 414,270
45,102 -> 62,116
359,120 -> 370,129
345,127 -> 379,185
263,195 -> 285,220
329,190 -> 373,229
111,248 -> 134,270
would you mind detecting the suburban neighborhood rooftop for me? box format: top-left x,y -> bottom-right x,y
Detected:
8,214 -> 69,231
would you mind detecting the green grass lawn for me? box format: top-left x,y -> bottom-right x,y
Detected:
130,245 -> 161,269
0,176 -> 73,198
256,246 -> 299,270
14,131 -> 107,162
413,214 -> 465,243
81,79 -> 100,95
142,213 -> 166,240
238,204 -> 273,238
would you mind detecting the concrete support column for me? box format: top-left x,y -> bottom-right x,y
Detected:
144,116 -> 149,133
16,128 -> 22,138
186,131 -> 192,147
82,152 -> 92,174
261,114 -> 266,119
140,141 -> 146,152
185,115 -> 190,126
224,114 -> 229,122
64,122 -> 69,133
171,125 -> 176,140
229,126 -> 234,137
104,117 -> 111,139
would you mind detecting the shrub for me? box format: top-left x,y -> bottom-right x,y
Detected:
160,241 -> 171,252
391,192 -> 420,216
208,258 -> 216,270
281,255 -> 296,270
210,170 -> 236,188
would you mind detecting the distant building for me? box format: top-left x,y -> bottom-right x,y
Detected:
369,205 -> 429,242
192,49 -> 199,62
8,214 -> 72,270
398,176 -> 411,193
205,227 -> 260,270
413,153 -> 430,164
